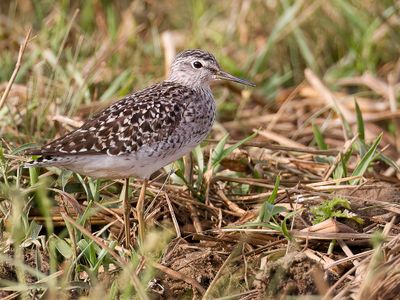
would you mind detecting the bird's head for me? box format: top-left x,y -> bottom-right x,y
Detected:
168,49 -> 255,89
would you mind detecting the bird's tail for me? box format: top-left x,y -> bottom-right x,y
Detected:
24,161 -> 38,168
24,156 -> 72,168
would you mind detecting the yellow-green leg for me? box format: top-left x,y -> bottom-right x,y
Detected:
136,179 -> 148,244
123,177 -> 131,247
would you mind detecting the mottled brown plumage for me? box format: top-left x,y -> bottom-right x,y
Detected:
29,82 -> 202,156
26,49 -> 254,179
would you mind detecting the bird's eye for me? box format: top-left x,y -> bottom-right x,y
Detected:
192,61 -> 203,69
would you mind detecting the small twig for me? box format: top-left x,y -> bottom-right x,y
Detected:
52,114 -> 84,128
216,189 -> 246,216
151,261 -> 205,295
337,239 -> 360,267
212,290 -> 259,300
322,258 -> 368,300
324,250 -> 374,270
220,228 -> 393,240
256,128 -> 309,149
164,192 -> 181,238
188,203 -> 203,233
0,28 -> 31,109
92,201 -> 125,225
266,82 -> 304,131
323,134 -> 359,180
305,68 -> 353,131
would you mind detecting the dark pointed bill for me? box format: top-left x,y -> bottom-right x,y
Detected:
215,70 -> 256,87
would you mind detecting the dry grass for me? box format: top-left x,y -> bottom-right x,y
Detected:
1,0 -> 400,299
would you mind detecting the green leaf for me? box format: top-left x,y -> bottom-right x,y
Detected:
311,197 -> 363,224
75,174 -> 92,201
169,158 -> 188,186
376,153 -> 400,173
35,179 -> 54,235
222,132 -> 257,159
193,145 -> 204,175
350,133 -> 382,184
281,0 -> 319,72
0,145 -> 4,165
211,134 -> 229,167
339,110 -> 353,140
251,0 -> 303,75
54,236 -> 73,259
88,178 -> 101,202
212,132 -> 257,168
59,170 -> 74,190
93,240 -> 116,272
272,179 -> 295,241
312,123 -> 328,150
193,145 -> 204,188
77,239 -> 97,267
333,149 -> 352,180
354,99 -> 365,142
257,175 -> 281,222
267,175 -> 280,204
28,221 -> 42,240
29,166 -> 39,186
281,214 -> 292,241
262,203 -> 287,224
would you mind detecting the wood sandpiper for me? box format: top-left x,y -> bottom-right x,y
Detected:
26,49 -> 255,245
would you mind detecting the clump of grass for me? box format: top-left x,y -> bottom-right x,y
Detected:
311,197 -> 364,225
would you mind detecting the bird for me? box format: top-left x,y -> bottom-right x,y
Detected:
25,49 -> 255,245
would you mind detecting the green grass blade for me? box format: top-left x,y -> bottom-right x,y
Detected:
267,175 -> 281,204
193,145 -> 204,187
354,99 -> 365,142
350,133 -> 382,184
53,235 -> 73,259
100,70 -> 131,101
212,132 -> 256,168
312,123 -> 328,150
257,175 -> 281,223
281,0 -> 319,73
376,153 -> 400,173
29,167 -> 39,186
211,134 -> 229,167
251,0 -> 303,75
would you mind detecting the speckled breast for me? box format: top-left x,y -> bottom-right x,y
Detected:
153,87 -> 216,160
183,87 -> 216,142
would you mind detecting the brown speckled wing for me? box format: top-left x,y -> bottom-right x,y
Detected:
26,81 -> 193,157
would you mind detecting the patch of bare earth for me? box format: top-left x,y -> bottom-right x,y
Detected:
154,242 -> 225,299
0,248 -> 49,298
253,251 -> 338,299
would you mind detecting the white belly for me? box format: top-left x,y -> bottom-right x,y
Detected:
59,143 -> 196,179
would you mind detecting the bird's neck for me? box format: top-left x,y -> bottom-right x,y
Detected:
165,78 -> 212,93
167,71 -> 212,90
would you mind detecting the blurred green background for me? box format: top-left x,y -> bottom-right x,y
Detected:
0,0 -> 399,142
